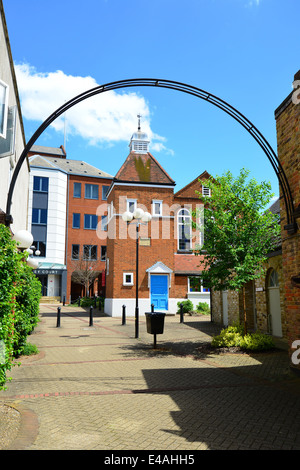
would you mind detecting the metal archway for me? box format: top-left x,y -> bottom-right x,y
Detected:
5,78 -> 296,232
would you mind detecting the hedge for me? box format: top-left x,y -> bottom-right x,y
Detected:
0,225 -> 41,390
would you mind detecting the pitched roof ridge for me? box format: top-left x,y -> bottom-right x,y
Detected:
147,152 -> 175,184
174,170 -> 210,197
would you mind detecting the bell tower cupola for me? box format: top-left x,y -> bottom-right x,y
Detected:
129,114 -> 150,154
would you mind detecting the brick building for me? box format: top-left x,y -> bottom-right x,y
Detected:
27,145 -> 113,302
105,126 -> 210,316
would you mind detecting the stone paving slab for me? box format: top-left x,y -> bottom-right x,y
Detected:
0,305 -> 300,451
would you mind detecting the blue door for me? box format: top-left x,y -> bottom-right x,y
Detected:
151,275 -> 168,310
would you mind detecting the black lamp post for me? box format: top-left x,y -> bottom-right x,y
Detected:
122,208 -> 152,338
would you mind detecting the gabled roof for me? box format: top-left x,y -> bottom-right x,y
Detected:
114,151 -> 175,186
29,154 -> 113,179
174,170 -> 211,198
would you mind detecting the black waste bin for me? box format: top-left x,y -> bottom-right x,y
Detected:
145,312 -> 165,335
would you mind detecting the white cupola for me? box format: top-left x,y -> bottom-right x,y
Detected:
129,114 -> 150,153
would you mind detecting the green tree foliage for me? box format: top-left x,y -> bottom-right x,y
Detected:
194,169 -> 281,331
0,225 -> 41,390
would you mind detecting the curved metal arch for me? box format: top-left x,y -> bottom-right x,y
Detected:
5,78 -> 296,231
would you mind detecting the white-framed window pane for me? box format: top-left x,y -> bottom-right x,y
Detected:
152,200 -> 162,216
0,106 -> 16,158
123,272 -> 133,286
0,79 -> 9,139
127,199 -> 137,213
178,208 -> 191,250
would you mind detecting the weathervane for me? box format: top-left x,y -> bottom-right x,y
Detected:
137,114 -> 141,131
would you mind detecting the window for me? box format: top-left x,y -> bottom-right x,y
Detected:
73,182 -> 81,198
123,273 -> 134,286
152,200 -> 163,216
101,246 -> 107,261
0,79 -> 9,139
84,214 -> 98,230
33,176 -> 49,192
269,269 -> 279,287
32,208 -> 47,225
202,186 -> 211,197
33,241 -> 46,257
178,208 -> 192,251
72,213 -> 80,229
188,277 -> 210,293
127,199 -> 137,214
101,215 -> 108,231
85,183 -> 98,199
72,244 -> 80,260
83,245 -> 97,260
0,106 -> 17,158
102,185 -> 110,200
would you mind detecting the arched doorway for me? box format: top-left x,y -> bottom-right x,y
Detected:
267,268 -> 282,337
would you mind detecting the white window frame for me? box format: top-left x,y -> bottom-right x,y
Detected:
0,79 -> 9,139
188,277 -> 210,294
177,208 -> 192,251
127,198 -> 137,214
152,200 -> 163,217
0,105 -> 16,158
123,272 -> 134,286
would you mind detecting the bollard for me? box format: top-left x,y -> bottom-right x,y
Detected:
78,296 -> 81,307
89,306 -> 93,326
63,296 -> 65,306
122,305 -> 126,325
56,307 -> 61,327
180,303 -> 184,323
151,304 -> 154,313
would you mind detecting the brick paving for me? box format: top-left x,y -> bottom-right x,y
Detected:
0,304 -> 300,450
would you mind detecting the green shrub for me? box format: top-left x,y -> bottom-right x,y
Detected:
20,342 -> 39,357
177,300 -> 194,314
0,224 -> 41,389
196,302 -> 210,315
72,296 -> 95,307
14,263 -> 41,356
212,322 -> 274,351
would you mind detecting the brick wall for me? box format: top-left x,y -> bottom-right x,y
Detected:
66,174 -> 111,300
275,71 -> 300,370
106,185 -> 176,301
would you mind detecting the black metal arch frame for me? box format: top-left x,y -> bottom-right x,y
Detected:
5,78 -> 296,232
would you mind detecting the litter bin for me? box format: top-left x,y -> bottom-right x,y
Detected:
145,312 -> 165,347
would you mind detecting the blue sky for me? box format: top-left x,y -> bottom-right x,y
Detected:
3,0 -> 299,201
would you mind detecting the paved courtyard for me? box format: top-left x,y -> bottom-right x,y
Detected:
0,304 -> 300,451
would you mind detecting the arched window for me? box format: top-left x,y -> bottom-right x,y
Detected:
268,269 -> 279,288
178,208 -> 192,251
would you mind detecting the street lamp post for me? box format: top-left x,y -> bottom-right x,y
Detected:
122,208 -> 151,338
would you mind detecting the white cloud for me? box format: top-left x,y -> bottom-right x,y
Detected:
247,0 -> 260,6
15,63 -> 172,152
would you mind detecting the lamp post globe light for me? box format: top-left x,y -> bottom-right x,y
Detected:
122,208 -> 152,338
12,230 -> 40,269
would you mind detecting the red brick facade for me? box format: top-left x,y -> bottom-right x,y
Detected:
105,149 -> 210,316
275,71 -> 300,370
66,174 -> 112,301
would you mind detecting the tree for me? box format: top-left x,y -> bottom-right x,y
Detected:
193,168 -> 281,333
69,249 -> 101,298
